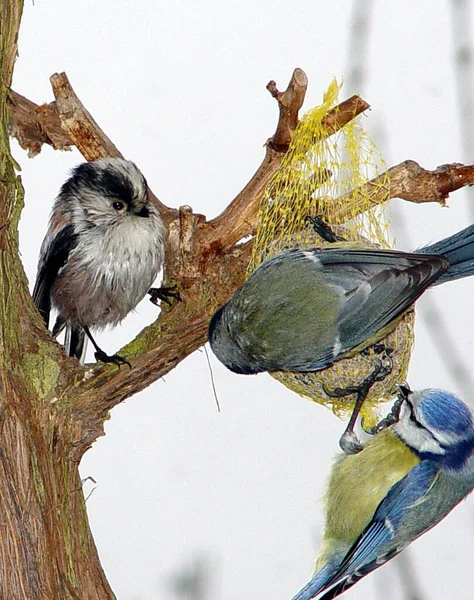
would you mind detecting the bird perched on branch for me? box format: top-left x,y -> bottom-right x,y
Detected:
209,222 -> 474,451
290,387 -> 474,600
33,157 -> 166,366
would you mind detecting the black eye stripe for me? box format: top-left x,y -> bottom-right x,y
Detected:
406,399 -> 447,448
407,401 -> 424,428
100,168 -> 134,205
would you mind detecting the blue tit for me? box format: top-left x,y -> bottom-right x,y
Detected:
208,224 -> 474,450
290,387 -> 474,600
209,224 -> 474,374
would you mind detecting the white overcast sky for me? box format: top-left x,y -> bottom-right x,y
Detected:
11,1 -> 474,599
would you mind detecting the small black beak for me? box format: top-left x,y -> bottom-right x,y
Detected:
399,384 -> 412,399
135,206 -> 150,218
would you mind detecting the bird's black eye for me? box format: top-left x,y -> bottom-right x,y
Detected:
113,200 -> 126,211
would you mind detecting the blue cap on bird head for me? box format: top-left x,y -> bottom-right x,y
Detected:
415,389 -> 474,438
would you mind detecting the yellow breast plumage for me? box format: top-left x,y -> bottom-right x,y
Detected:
316,429 -> 419,568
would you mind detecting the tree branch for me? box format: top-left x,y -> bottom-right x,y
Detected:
330,159 -> 474,222
50,72 -> 122,162
9,69 -> 474,456
204,89 -> 370,251
7,90 -> 73,157
266,68 -> 308,151
7,71 -> 371,249
390,160 -> 474,203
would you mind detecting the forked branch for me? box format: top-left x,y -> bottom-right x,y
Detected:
8,69 -> 474,450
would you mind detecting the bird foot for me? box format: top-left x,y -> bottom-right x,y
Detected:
148,285 -> 182,306
361,343 -> 390,357
325,351 -> 394,455
94,350 -> 131,369
304,215 -> 346,243
364,383 -> 410,435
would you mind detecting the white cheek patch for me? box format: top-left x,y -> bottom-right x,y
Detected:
410,427 -> 446,455
395,413 -> 446,455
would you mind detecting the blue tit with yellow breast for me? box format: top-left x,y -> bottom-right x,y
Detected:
291,387 -> 474,600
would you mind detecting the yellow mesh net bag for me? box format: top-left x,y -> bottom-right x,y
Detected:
249,80 -> 415,427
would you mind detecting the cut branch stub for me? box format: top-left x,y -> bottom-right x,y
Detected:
266,67 -> 308,151
320,94 -> 370,136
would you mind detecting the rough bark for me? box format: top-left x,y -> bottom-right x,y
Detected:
1,3 -> 114,599
3,5 -> 474,599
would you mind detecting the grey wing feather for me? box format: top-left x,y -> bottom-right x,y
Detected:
279,248 -> 448,365
336,256 -> 448,352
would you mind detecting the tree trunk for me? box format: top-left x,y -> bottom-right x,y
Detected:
0,3 -> 114,598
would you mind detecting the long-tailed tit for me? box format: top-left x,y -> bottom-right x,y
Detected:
33,158 -> 166,366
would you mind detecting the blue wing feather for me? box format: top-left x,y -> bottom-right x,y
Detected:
292,461 -> 438,600
327,461 -> 437,594
290,564 -> 337,600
